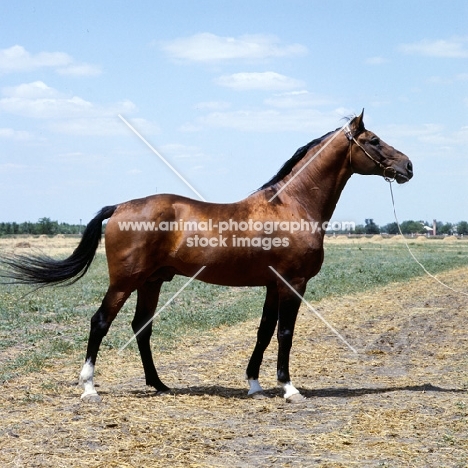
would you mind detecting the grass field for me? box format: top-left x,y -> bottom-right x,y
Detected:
1,236 -> 467,384
1,236 -> 468,467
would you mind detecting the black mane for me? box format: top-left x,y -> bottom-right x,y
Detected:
259,128 -> 338,190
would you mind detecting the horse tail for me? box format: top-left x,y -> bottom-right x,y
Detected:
1,205 -> 117,287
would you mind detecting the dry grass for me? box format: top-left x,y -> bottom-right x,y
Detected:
0,235 -> 105,257
1,233 -> 462,253
1,253 -> 467,467
325,234 -> 462,245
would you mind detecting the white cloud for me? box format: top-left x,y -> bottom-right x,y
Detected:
57,63 -> 102,76
384,123 -> 444,139
127,168 -> 143,175
0,162 -> 30,173
0,81 -> 159,136
195,101 -> 231,111
124,117 -> 161,136
369,100 -> 391,108
214,72 -> 305,91
428,72 -> 468,85
0,45 -> 71,73
392,123 -> 444,134
2,81 -> 59,99
178,122 -> 203,132
383,123 -> 468,150
49,111 -> 161,137
264,90 -> 334,108
0,90 -> 94,120
365,56 -> 388,65
160,143 -> 206,160
48,118 -> 122,136
181,87 -> 348,133
0,127 -> 32,140
159,33 -> 307,62
0,82 -> 133,120
0,45 -> 101,76
399,37 -> 468,58
191,108 -> 346,133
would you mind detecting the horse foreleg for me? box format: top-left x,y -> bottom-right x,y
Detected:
132,281 -> 170,393
276,278 -> 306,402
246,284 -> 278,396
79,287 -> 130,402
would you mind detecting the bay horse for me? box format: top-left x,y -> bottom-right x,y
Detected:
1,111 -> 413,402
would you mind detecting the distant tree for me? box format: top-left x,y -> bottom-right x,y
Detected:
37,217 -> 59,235
364,219 -> 380,235
58,222 -> 81,234
0,219 -> 84,236
381,222 -> 399,235
399,220 -> 426,235
20,222 -> 37,234
438,222 -> 453,235
354,224 -> 366,234
457,221 -> 468,235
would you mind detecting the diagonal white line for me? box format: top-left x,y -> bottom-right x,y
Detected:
268,121 -> 350,202
268,266 -> 358,354
118,266 -> 206,354
118,114 -> 207,201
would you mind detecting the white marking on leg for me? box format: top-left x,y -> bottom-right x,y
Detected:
79,359 -> 99,400
281,381 -> 300,399
247,379 -> 264,395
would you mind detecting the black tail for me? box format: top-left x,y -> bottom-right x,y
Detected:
0,205 -> 117,287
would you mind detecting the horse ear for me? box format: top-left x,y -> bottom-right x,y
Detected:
356,109 -> 365,132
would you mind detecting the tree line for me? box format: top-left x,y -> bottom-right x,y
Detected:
0,217 -> 467,237
353,219 -> 468,236
0,218 -> 82,236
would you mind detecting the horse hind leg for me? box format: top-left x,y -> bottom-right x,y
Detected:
276,278 -> 306,402
79,287 -> 131,402
131,280 -> 170,393
246,284 -> 278,397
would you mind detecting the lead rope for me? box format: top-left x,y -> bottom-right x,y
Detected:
389,181 -> 468,296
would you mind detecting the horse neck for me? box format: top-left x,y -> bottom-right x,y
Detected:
279,134 -> 353,223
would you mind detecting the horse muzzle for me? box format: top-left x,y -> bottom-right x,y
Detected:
392,159 -> 413,184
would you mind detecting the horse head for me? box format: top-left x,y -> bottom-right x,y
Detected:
345,110 -> 413,184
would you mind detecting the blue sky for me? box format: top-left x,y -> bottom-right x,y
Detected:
0,1 -> 467,226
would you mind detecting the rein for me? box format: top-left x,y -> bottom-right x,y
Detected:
344,125 -> 397,182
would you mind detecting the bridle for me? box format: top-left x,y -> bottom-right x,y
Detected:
343,125 -> 397,183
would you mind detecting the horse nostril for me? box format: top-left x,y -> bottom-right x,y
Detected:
407,161 -> 413,174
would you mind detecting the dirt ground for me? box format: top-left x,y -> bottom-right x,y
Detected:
1,262 -> 467,467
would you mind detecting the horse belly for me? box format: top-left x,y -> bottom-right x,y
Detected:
172,241 -> 323,287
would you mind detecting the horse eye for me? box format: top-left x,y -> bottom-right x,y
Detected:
369,137 -> 380,146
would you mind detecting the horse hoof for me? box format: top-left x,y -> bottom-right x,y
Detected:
286,393 -> 307,404
249,391 -> 268,400
154,389 -> 172,397
81,392 -> 102,403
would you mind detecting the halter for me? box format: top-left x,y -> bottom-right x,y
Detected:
343,125 -> 397,183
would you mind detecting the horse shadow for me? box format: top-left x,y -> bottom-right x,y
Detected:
123,382 -> 466,400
